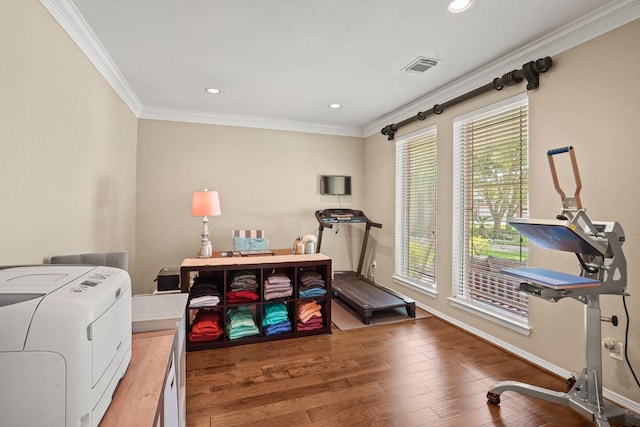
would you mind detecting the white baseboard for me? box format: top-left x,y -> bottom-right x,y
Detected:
415,301 -> 640,414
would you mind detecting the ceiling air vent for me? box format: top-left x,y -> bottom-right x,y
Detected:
403,57 -> 440,74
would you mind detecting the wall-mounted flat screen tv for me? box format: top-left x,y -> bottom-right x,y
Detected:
320,175 -> 351,195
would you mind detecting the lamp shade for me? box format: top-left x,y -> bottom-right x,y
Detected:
192,190 -> 221,217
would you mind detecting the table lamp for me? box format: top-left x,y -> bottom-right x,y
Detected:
192,189 -> 221,258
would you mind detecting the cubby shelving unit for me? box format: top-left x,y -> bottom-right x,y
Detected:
180,253 -> 332,351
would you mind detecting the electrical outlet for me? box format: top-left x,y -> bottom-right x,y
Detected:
610,342 -> 624,361
602,337 -> 624,361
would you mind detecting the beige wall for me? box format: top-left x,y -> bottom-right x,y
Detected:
364,19 -> 640,404
134,119 -> 364,293
1,2 -> 138,267
6,0 -> 639,410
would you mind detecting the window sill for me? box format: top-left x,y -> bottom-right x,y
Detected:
392,275 -> 437,298
448,296 -> 531,336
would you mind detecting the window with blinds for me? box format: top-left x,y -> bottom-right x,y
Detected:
452,94 -> 529,322
394,126 -> 437,292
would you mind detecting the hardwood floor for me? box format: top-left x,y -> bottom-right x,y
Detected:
185,316 -> 619,426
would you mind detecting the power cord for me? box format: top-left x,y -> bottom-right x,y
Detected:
623,295 -> 640,388
335,195 -> 342,234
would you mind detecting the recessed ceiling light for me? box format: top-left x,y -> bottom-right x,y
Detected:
205,88 -> 221,94
448,0 -> 474,13
329,103 -> 342,109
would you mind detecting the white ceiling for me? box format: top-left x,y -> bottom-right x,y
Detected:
46,0 -> 640,137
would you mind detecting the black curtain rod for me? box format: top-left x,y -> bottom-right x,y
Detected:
380,56 -> 553,141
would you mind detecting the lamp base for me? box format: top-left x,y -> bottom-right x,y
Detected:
197,217 -> 213,258
197,241 -> 212,258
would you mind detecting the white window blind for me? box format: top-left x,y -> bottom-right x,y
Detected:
395,126 -> 437,292
452,94 -> 529,321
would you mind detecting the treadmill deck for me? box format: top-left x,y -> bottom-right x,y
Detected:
332,273 -> 415,324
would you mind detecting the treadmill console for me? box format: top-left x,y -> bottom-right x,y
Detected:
315,209 -> 382,228
315,209 -> 368,224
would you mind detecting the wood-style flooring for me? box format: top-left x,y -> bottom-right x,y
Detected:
186,315 -> 622,426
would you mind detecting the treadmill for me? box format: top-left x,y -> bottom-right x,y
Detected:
315,209 -> 415,324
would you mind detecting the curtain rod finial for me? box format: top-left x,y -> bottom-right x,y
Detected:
381,124 -> 396,141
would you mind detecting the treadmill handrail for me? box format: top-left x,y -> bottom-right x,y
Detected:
315,209 -> 382,274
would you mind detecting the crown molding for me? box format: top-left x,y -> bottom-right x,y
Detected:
40,0 -> 143,115
41,0 -> 640,139
40,0 -> 363,137
363,0 -> 640,138
139,107 -> 365,138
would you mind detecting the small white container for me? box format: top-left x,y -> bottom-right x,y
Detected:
304,241 -> 316,254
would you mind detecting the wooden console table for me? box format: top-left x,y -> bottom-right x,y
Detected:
100,330 -> 175,427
